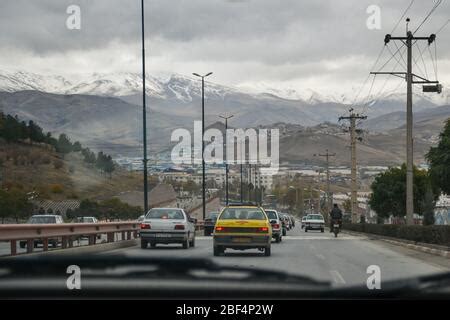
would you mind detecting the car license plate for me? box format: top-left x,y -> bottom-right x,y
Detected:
232,237 -> 251,243
334,224 -> 340,228
155,233 -> 172,238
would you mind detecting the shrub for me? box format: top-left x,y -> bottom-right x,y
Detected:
53,159 -> 64,169
50,184 -> 64,194
343,223 -> 450,246
68,192 -> 79,199
41,156 -> 51,165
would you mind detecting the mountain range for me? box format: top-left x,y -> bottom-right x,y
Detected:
0,70 -> 449,165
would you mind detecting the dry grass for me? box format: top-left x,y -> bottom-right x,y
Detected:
0,141 -> 143,200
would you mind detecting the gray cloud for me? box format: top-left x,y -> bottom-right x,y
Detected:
0,0 -> 449,91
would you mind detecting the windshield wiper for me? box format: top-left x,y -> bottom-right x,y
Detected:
0,254 -> 330,287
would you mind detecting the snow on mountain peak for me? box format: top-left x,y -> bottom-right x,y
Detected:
0,70 -> 446,106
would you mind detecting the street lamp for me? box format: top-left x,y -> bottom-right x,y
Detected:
219,114 -> 233,205
141,0 -> 149,214
192,72 -> 213,221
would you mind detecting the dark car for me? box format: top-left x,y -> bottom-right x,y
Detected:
203,212 -> 219,236
19,215 -> 64,249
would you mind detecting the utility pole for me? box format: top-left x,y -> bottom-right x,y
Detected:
141,0 -> 149,214
314,150 -> 336,217
240,163 -> 243,203
248,164 -> 252,202
219,114 -> 233,205
339,112 -> 366,223
240,139 -> 244,203
371,18 -> 441,225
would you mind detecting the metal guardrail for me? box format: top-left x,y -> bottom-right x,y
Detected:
0,222 -> 139,256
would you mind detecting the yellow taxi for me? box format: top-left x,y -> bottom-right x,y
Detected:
213,205 -> 272,256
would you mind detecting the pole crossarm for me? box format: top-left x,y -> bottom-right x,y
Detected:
370,72 -> 438,83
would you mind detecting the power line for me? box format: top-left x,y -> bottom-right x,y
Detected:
387,43 -> 407,70
349,46 -> 386,111
348,0 -> 415,113
415,41 -> 429,79
360,74 -> 377,116
436,18 -> 450,34
392,0 -> 416,34
375,42 -> 406,73
413,0 -> 443,35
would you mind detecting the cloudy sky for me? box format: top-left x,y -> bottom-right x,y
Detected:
0,0 -> 449,96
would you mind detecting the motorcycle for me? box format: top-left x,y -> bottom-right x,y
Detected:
332,219 -> 341,238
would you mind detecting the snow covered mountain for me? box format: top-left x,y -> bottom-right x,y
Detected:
0,70 -> 235,102
1,69 -> 448,109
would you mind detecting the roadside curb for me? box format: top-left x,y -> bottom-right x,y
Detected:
342,230 -> 449,258
1,239 -> 138,259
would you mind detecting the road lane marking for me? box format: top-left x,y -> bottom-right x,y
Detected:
283,236 -> 363,240
330,270 -> 346,284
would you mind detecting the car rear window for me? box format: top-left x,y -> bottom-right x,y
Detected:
28,216 -> 56,224
307,215 -> 323,220
219,208 -> 267,220
146,209 -> 184,220
207,213 -> 219,220
265,210 -> 277,220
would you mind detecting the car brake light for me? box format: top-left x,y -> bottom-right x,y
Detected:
273,224 -> 280,229
140,223 -> 151,229
174,225 -> 185,230
259,227 -> 269,232
215,226 -> 225,232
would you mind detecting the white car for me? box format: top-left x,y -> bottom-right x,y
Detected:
140,208 -> 196,249
75,216 -> 98,223
301,216 -> 307,229
264,209 -> 283,243
304,214 -> 325,233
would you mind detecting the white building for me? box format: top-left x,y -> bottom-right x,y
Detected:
159,169 -> 274,190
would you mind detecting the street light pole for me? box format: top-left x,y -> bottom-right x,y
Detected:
193,72 -> 213,221
219,114 -> 233,205
141,0 -> 149,214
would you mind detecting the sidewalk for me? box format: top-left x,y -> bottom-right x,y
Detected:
341,229 -> 450,258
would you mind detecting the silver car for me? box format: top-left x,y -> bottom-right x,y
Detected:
140,208 -> 196,249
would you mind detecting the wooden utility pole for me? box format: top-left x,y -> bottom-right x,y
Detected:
371,19 -> 441,225
339,112 -> 366,223
314,150 -> 336,217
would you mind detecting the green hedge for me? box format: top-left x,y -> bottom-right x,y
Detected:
342,224 -> 450,247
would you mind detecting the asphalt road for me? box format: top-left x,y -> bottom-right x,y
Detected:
103,222 -> 450,287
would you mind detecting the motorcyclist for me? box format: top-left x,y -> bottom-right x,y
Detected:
329,204 -> 343,232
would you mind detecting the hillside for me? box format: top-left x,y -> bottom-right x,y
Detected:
0,140 -> 144,201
